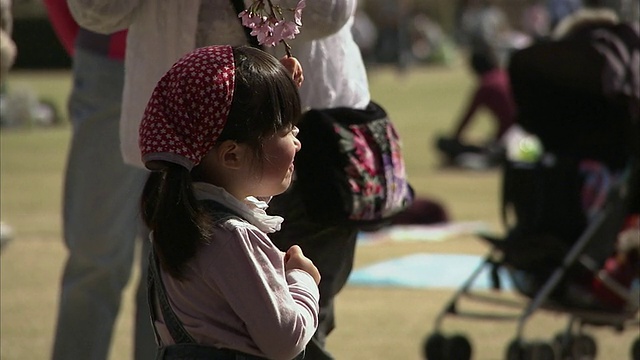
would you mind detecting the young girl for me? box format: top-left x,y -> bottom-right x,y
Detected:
139,45 -> 320,360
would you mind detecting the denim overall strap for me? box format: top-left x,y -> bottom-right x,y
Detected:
147,251 -> 163,347
148,248 -> 197,345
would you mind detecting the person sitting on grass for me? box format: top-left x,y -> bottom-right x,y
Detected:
436,45 -> 517,169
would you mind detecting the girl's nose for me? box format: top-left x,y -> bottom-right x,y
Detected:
292,126 -> 301,151
294,136 -> 302,151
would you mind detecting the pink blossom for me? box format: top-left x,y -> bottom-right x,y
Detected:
293,0 -> 305,26
249,19 -> 280,47
239,10 -> 265,29
272,21 -> 300,41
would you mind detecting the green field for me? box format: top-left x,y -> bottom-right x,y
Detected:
1,65 -> 637,360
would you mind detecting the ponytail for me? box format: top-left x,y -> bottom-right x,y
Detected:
141,163 -> 210,279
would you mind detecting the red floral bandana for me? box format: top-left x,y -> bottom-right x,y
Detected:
139,45 -> 235,170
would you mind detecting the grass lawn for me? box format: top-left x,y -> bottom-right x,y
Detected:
1,65 -> 638,360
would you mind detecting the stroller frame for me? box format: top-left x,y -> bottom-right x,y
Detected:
423,158 -> 640,360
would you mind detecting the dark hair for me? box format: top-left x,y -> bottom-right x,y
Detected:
141,46 -> 301,279
470,49 -> 499,75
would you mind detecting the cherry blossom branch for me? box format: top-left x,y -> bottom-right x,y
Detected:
239,0 -> 305,57
266,0 -> 292,56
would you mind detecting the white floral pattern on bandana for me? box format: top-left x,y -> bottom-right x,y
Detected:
139,45 -> 236,170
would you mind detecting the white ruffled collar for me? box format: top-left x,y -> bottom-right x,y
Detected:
192,182 -> 283,233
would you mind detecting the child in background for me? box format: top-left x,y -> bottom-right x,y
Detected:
139,45 -> 320,360
436,46 -> 516,169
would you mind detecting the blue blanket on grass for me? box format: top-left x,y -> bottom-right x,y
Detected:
347,253 -> 514,290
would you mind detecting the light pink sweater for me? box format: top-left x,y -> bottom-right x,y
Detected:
154,184 -> 320,360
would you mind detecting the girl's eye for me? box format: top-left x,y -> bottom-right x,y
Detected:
291,126 -> 299,137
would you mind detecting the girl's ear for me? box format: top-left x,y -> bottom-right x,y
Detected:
217,140 -> 247,170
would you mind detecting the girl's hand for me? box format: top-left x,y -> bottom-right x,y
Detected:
280,56 -> 304,88
284,245 -> 320,285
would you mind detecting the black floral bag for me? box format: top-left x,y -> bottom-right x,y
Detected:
294,101 -> 414,231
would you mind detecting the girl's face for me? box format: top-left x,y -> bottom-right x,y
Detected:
250,125 -> 301,197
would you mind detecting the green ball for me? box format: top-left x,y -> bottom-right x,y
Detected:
518,137 -> 542,162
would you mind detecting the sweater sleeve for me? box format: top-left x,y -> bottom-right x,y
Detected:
207,222 -> 320,360
66,0 -> 142,34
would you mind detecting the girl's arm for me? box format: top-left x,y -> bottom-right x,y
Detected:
66,0 -> 143,34
210,224 -> 319,360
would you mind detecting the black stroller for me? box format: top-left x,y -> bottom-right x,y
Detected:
421,153 -> 639,360
422,19 -> 640,360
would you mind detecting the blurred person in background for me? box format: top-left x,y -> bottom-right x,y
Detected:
521,0 -> 552,41
43,1 -> 155,359
572,0 -> 640,24
366,0 -> 414,71
1,0 -> 60,128
0,0 -> 16,86
436,44 -> 516,169
547,0 -> 584,29
0,0 -> 16,249
65,0 -> 370,359
457,0 -> 511,59
351,6 -> 378,65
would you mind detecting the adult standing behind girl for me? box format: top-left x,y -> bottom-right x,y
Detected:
139,44 -> 320,359
65,0 -> 369,167
66,1 -> 370,358
44,2 -> 156,359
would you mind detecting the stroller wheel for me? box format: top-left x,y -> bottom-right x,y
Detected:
506,339 -> 525,360
445,335 -> 472,360
552,333 -> 570,357
423,333 -> 472,360
530,342 -> 555,360
571,334 -> 597,359
423,333 -> 446,360
506,340 -> 555,360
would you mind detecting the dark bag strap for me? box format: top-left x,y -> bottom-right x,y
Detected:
230,0 -> 262,49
